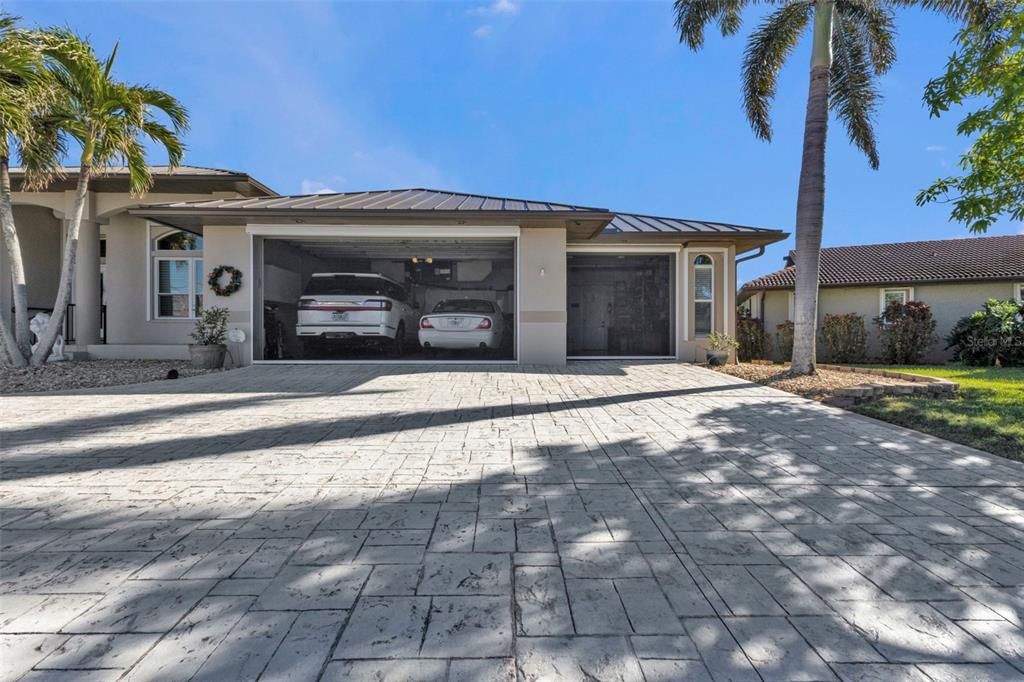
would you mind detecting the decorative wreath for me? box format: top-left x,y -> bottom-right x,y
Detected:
208,265 -> 243,297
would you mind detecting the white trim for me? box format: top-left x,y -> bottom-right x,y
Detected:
249,232 -> 256,365
692,254 -> 715,337
681,247 -> 728,342
565,245 -> 681,358
1015,283 -> 1023,303
246,224 -> 521,238
788,291 -> 795,321
153,256 -> 203,320
879,286 -> 914,314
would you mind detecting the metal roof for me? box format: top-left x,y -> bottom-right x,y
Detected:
741,234 -> 1024,291
150,188 -> 607,213
604,212 -> 780,235
136,187 -> 782,238
9,165 -> 277,197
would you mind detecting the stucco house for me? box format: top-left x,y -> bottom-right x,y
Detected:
3,165 -> 788,366
739,235 -> 1024,363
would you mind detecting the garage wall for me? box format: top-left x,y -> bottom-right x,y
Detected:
519,228 -> 567,365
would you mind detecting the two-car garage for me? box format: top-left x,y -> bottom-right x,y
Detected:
254,236 -> 517,361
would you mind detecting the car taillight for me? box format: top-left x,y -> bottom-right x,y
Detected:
477,318 -> 492,329
299,299 -> 317,309
420,318 -> 433,329
363,299 -> 393,311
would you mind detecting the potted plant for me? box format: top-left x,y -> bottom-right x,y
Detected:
704,331 -> 738,366
189,306 -> 230,369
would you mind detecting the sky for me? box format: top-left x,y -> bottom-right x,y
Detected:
10,0 -> 1021,284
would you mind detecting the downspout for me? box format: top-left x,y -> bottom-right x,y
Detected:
735,245 -> 766,265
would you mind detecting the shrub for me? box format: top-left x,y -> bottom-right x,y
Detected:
190,306 -> 230,345
775,320 -> 794,362
736,311 -> 770,361
946,299 -> 1024,366
820,313 -> 868,363
874,300 -> 937,364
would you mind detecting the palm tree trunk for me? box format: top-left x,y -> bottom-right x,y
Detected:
0,157 -> 30,366
30,164 -> 90,366
790,0 -> 834,376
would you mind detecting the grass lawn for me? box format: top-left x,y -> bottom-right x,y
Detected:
851,365 -> 1024,461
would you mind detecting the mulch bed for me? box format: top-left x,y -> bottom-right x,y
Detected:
0,360 -> 222,395
712,362 -> 916,402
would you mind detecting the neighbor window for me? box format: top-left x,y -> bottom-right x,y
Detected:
152,228 -> 203,318
1016,283 -> 1023,303
694,255 -> 713,335
880,287 -> 912,314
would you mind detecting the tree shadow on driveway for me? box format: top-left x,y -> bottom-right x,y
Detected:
2,363 -> 1023,680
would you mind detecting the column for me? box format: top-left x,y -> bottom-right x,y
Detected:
72,219 -> 102,345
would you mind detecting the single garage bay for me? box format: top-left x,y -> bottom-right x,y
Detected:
255,237 -> 516,361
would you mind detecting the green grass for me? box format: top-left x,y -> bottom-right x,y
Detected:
850,365 -> 1024,461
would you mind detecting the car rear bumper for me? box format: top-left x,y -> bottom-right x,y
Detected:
418,329 -> 499,349
297,323 -> 391,339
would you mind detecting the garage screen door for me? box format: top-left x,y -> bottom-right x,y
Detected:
567,254 -> 674,357
258,238 -> 516,361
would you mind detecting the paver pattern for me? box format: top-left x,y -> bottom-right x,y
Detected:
2,362 -> 1023,681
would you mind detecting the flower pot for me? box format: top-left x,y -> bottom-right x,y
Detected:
706,350 -> 730,366
188,344 -> 226,370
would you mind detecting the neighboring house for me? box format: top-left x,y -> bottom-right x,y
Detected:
739,235 -> 1024,363
2,166 -> 787,366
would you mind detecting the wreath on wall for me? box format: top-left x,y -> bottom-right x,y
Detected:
208,265 -> 243,297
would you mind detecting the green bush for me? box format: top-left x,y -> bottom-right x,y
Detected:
874,300 -> 936,364
775,320 -> 794,362
736,311 -> 770,361
820,313 -> 868,363
190,306 -> 230,345
946,299 -> 1024,366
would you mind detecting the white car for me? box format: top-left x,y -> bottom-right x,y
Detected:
418,299 -> 505,351
297,273 -> 419,354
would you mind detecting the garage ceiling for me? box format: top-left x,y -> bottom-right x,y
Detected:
274,238 -> 515,261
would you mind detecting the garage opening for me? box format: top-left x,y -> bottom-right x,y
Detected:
567,253 -> 675,357
256,237 -> 516,361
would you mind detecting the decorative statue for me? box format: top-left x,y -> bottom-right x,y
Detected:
29,312 -> 66,362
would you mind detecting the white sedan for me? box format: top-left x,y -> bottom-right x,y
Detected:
418,299 -> 504,351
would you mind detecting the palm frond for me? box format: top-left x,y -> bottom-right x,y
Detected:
741,1 -> 814,141
674,0 -> 766,49
887,0 -> 1005,27
836,0 -> 897,73
830,13 -> 882,168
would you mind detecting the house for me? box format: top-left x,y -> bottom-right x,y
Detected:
2,166 -> 787,366
739,235 -> 1024,363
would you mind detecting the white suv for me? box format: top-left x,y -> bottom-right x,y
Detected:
297,273 -> 419,355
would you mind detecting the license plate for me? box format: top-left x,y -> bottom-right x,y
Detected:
447,318 -> 463,328
332,311 -> 348,321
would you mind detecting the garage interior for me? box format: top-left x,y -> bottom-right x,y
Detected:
567,253 -> 675,357
257,237 -> 516,361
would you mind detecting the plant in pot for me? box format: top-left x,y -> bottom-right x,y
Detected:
189,306 -> 230,369
704,331 -> 738,366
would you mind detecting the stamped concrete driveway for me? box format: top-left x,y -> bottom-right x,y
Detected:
2,362 -> 1023,681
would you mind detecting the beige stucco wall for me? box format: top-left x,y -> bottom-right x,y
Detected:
678,246 -> 736,362
756,280 -> 1021,362
519,228 -> 567,365
0,205 -> 61,313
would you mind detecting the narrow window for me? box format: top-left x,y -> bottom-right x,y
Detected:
880,287 -> 911,314
694,255 -> 713,335
152,228 -> 204,318
1016,283 -> 1023,303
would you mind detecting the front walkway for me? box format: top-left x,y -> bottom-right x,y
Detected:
2,362 -> 1023,681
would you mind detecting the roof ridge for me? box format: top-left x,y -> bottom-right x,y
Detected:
819,234 -> 1024,251
261,187 -> 610,212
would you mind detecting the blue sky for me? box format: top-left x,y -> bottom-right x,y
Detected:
11,0 -> 1021,283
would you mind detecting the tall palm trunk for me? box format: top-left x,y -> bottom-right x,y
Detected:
30,163 -> 90,366
790,0 -> 834,375
0,156 -> 31,366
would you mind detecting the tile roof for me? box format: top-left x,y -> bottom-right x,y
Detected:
742,234 -> 1024,290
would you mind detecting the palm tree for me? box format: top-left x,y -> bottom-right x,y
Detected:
0,14 -> 63,366
674,0 -> 997,375
27,29 -> 188,366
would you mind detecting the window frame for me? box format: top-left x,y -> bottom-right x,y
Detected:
1015,283 -> 1023,303
879,287 -> 914,315
693,254 -> 714,337
150,227 -> 205,321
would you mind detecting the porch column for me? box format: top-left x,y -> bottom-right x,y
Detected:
72,219 -> 102,345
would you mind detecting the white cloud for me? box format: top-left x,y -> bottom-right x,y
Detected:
300,179 -> 340,195
925,145 -> 945,152
468,0 -> 519,16
473,25 -> 494,38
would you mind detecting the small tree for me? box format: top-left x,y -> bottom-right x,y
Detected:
874,300 -> 937,365
736,310 -> 770,361
820,313 -> 868,363
190,307 -> 229,346
775,320 -> 794,363
946,299 -> 1024,366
